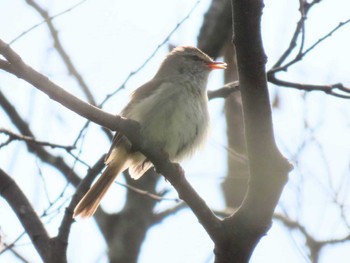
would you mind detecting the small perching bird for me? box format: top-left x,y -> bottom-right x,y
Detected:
73,46 -> 226,218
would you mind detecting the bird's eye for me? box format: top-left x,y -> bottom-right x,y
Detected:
189,55 -> 203,62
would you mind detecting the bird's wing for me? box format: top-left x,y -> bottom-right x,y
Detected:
105,78 -> 164,163
122,78 -> 164,116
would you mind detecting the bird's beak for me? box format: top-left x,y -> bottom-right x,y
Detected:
207,61 -> 227,70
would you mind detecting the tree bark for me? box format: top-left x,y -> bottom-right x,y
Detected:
212,1 -> 291,261
222,42 -> 249,209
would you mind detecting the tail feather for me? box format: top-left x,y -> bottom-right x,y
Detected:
73,150 -> 128,218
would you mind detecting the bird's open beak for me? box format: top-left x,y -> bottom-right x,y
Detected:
207,61 -> 227,70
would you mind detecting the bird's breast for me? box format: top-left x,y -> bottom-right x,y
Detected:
126,82 -> 209,161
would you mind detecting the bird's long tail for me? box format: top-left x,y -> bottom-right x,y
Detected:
73,149 -> 128,218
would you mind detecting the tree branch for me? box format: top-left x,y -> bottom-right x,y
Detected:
0,89 -> 82,187
51,155 -> 106,261
0,128 -> 75,150
271,0 -> 307,70
99,0 -> 202,106
275,213 -> 350,262
208,81 -> 239,100
24,0 -> 95,105
152,202 -> 187,225
267,75 -> 350,99
10,0 -> 88,45
270,17 -> 350,74
197,0 -> 233,58
115,181 -> 180,202
212,0 -> 291,261
0,38 -> 222,241
267,0 -> 350,99
0,169 -> 51,262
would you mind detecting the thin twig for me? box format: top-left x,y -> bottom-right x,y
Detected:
0,232 -> 26,256
71,0 -> 202,147
99,0 -> 202,107
272,0 -> 307,69
7,247 -> 29,263
271,18 -> 350,74
24,0 -> 96,105
303,19 -> 350,58
0,37 -> 222,242
115,181 -> 181,202
267,2 -> 350,100
152,202 -> 187,224
208,81 -> 239,100
0,89 -> 81,187
57,156 -> 105,244
274,212 -> 350,261
10,0 -> 88,45
268,75 -> 350,98
0,128 -> 75,150
270,0 -> 349,75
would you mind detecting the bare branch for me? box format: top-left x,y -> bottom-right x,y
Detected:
0,59 -> 18,75
197,0 -> 233,57
152,202 -> 187,224
115,181 -> 180,202
5,247 -> 29,263
268,75 -> 350,99
0,169 -> 51,262
273,213 -> 350,262
304,0 -> 324,13
10,0 -> 88,45
272,0 -> 307,69
0,39 -> 117,132
54,156 -> 105,257
0,38 -> 222,241
0,128 -> 75,150
304,19 -> 350,57
270,18 -> 350,74
24,0 -> 95,105
0,232 -> 26,257
208,81 -> 239,100
267,0 -> 350,99
0,90 -> 81,187
65,0 -> 203,146
213,0 -> 291,261
100,0 -> 202,106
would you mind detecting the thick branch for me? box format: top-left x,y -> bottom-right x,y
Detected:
213,1 -> 291,262
0,39 -> 122,132
197,0 -> 232,58
0,38 -> 221,240
0,169 -> 51,262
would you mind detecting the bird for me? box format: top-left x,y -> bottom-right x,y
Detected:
73,46 -> 226,218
